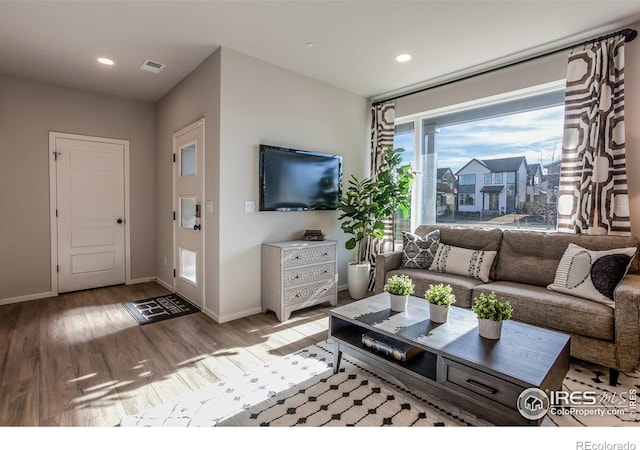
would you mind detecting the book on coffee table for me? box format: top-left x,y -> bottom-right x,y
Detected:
362,332 -> 423,364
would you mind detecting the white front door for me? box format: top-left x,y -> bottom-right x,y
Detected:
53,135 -> 127,293
174,120 -> 204,308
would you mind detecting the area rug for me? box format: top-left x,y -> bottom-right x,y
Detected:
119,341 -> 640,427
122,293 -> 200,325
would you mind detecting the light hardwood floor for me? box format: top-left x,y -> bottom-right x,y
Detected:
0,282 -> 356,426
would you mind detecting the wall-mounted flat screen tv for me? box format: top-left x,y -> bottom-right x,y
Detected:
259,144 -> 343,211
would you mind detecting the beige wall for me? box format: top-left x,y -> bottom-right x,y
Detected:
395,24 -> 640,238
155,47 -> 367,322
395,52 -> 568,118
154,49 -> 222,316
217,47 -> 368,322
0,74 -> 156,301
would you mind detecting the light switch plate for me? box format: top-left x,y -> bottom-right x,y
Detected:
245,200 -> 255,213
206,201 -> 213,214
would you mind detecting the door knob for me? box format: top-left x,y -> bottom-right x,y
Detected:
117,218 -> 124,224
193,224 -> 201,231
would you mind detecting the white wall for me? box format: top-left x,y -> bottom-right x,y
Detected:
154,47 -> 368,323
217,47 -> 368,322
0,74 -> 156,302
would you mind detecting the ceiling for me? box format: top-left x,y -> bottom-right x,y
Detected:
2,1 -> 640,103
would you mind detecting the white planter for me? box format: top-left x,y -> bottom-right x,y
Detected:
429,303 -> 449,323
478,318 -> 503,339
347,262 -> 370,300
389,294 -> 408,312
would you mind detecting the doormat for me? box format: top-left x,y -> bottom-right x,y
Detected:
123,294 -> 200,325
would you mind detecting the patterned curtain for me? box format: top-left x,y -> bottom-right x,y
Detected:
557,36 -> 631,236
365,102 -> 395,290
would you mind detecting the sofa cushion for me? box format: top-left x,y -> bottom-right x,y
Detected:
386,268 -> 483,308
547,243 -> 636,305
429,244 -> 496,283
400,229 -> 440,269
473,282 -> 614,340
495,230 -> 640,288
415,225 -> 503,279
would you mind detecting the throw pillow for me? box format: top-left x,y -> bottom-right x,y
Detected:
400,230 -> 440,269
429,243 -> 497,283
547,243 -> 637,305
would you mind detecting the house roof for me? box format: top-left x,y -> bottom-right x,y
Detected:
455,158 -> 487,175
481,156 -> 527,173
527,163 -> 542,175
544,160 -> 562,173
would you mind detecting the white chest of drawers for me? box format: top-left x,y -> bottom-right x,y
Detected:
261,240 -> 338,321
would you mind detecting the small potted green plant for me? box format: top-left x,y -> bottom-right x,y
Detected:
424,283 -> 456,323
383,274 -> 415,312
471,292 -> 513,339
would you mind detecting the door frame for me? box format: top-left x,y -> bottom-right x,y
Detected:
172,119 -> 205,301
48,132 -> 131,296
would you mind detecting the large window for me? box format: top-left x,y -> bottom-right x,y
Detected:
394,88 -> 565,233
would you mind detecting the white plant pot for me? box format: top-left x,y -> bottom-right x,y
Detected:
478,318 -> 503,339
389,294 -> 408,312
429,303 -> 449,323
347,262 -> 370,300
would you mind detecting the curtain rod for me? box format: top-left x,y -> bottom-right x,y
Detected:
371,27 -> 637,107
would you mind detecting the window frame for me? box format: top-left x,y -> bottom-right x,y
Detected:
393,83 -> 565,232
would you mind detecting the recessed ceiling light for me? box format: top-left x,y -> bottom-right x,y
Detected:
305,42 -> 315,48
395,54 -> 412,63
97,57 -> 114,66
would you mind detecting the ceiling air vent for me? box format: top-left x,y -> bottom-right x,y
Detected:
140,59 -> 166,74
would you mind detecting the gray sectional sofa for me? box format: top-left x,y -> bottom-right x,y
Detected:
375,224 -> 640,385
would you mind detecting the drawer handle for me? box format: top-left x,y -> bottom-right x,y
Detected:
465,378 -> 498,395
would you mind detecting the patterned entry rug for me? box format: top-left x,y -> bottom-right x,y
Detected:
122,293 -> 200,325
119,341 -> 640,427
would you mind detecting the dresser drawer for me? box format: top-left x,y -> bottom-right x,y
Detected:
283,263 -> 335,287
283,279 -> 336,305
283,245 -> 336,268
443,358 -> 522,409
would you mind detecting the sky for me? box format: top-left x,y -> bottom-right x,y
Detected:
394,105 -> 565,174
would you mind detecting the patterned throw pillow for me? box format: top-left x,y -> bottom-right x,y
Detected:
400,230 -> 440,269
547,243 -> 637,305
429,243 -> 497,283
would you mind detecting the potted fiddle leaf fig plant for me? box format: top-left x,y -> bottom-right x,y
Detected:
471,292 -> 513,339
338,147 -> 416,300
338,175 -> 381,300
383,274 -> 414,312
424,283 -> 456,323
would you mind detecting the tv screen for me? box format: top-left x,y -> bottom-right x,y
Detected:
259,145 -> 342,211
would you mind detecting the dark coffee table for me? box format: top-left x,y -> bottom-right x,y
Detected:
329,293 -> 570,425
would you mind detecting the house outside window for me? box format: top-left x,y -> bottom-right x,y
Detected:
495,173 -> 503,184
484,173 -> 492,184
